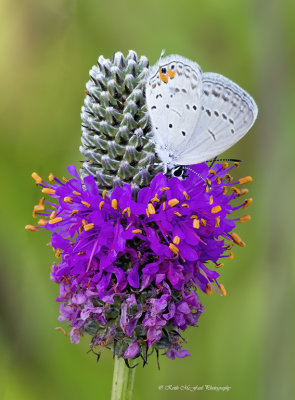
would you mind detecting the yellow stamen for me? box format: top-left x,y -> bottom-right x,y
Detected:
160,187 -> 170,191
72,191 -> 81,196
240,215 -> 251,223
231,186 -> 240,195
234,162 -> 240,168
238,188 -> 249,197
174,212 -> 182,216
209,169 -> 216,175
34,204 -> 44,212
79,226 -> 83,234
215,216 -> 220,227
239,176 -> 253,185
49,173 -> 55,182
211,206 -> 221,214
70,210 -> 78,216
39,197 -> 45,206
181,203 -> 189,208
102,189 -> 107,199
112,199 -> 118,210
243,198 -> 253,209
147,203 -> 156,214
122,207 -> 131,217
190,215 -> 198,219
99,201 -> 104,210
231,232 -> 246,247
216,176 -> 221,184
229,252 -> 234,259
219,284 -> 227,296
32,209 -> 36,218
56,327 -> 68,336
82,219 -> 87,226
216,262 -> 224,268
223,186 -> 227,195
162,202 -> 166,211
81,201 -> 90,208
38,219 -> 48,226
32,172 -> 42,184
169,243 -> 179,254
42,188 -> 56,195
209,195 -> 213,205
193,219 -> 200,229
183,191 -> 190,200
48,217 -> 62,225
146,209 -> 150,217
173,236 -> 180,245
55,249 -> 61,258
25,225 -> 38,232
226,244 -> 233,250
84,223 -> 94,231
206,284 -> 212,295
64,196 -> 73,204
151,194 -> 160,203
201,218 -> 206,226
168,198 -> 179,207
78,251 -> 86,255
205,186 -> 209,193
225,174 -> 233,182
132,229 -> 142,234
222,162 -> 229,169
50,211 -> 57,220
62,176 -> 69,182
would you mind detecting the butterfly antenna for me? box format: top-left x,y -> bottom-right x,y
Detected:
208,158 -> 243,163
186,167 -> 211,190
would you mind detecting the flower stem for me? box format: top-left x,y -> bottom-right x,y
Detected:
111,357 -> 136,400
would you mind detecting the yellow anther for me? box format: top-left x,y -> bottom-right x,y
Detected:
226,244 -> 233,250
147,203 -> 156,214
216,262 -> 224,268
243,198 -> 253,209
174,212 -> 182,216
55,249 -> 61,258
146,209 -> 150,217
240,215 -> 251,223
206,284 -> 212,295
84,223 -> 94,231
181,203 -> 189,208
39,197 -> 45,206
99,201 -> 104,210
229,252 -> 234,259
50,211 -> 57,220
168,198 -> 179,207
219,284 -> 227,296
183,191 -> 190,200
48,217 -> 62,225
209,169 -> 216,175
223,186 -> 227,195
211,206 -> 222,214
38,219 -> 48,226
112,199 -> 118,210
162,202 -> 166,211
173,236 -> 180,245
25,225 -> 38,232
62,176 -> 69,182
34,204 -> 44,212
215,216 -> 220,227
216,176 -> 221,184
231,232 -> 246,247
79,226 -> 83,233
205,186 -> 209,193
193,219 -> 200,229
32,172 -> 42,184
151,194 -> 160,203
234,162 -> 240,167
169,243 -> 179,254
122,207 -> 131,217
160,187 -> 170,191
81,201 -> 90,208
56,327 -> 68,336
231,187 -> 240,195
42,188 -> 56,195
206,178 -> 211,187
190,215 -> 198,219
238,188 -> 249,197
32,209 -> 36,218
70,210 -> 78,216
201,218 -> 206,226
209,195 -> 213,205
132,229 -> 142,234
72,191 -> 81,196
222,162 -> 229,169
49,173 -> 55,182
239,176 -> 253,185
102,189 -> 106,199
78,251 -> 86,255
82,219 -> 87,226
64,196 -> 73,204
225,174 -> 233,182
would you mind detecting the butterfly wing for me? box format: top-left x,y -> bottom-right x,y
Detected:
146,55 -> 203,164
175,72 -> 258,165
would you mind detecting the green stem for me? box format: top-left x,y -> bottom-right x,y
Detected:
111,357 -> 136,400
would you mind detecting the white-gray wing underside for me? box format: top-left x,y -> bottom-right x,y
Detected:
175,72 -> 258,165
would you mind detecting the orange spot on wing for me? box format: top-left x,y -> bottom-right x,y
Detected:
159,68 -> 168,83
168,69 -> 175,79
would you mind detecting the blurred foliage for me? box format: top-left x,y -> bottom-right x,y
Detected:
0,0 -> 294,399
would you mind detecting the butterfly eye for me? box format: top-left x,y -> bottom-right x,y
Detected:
161,67 -> 167,74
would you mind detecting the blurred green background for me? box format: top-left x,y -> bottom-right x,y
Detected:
1,0 -> 294,399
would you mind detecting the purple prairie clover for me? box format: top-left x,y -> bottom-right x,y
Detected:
26,160 -> 252,362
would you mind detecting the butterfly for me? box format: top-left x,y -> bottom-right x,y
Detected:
145,54 -> 258,173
